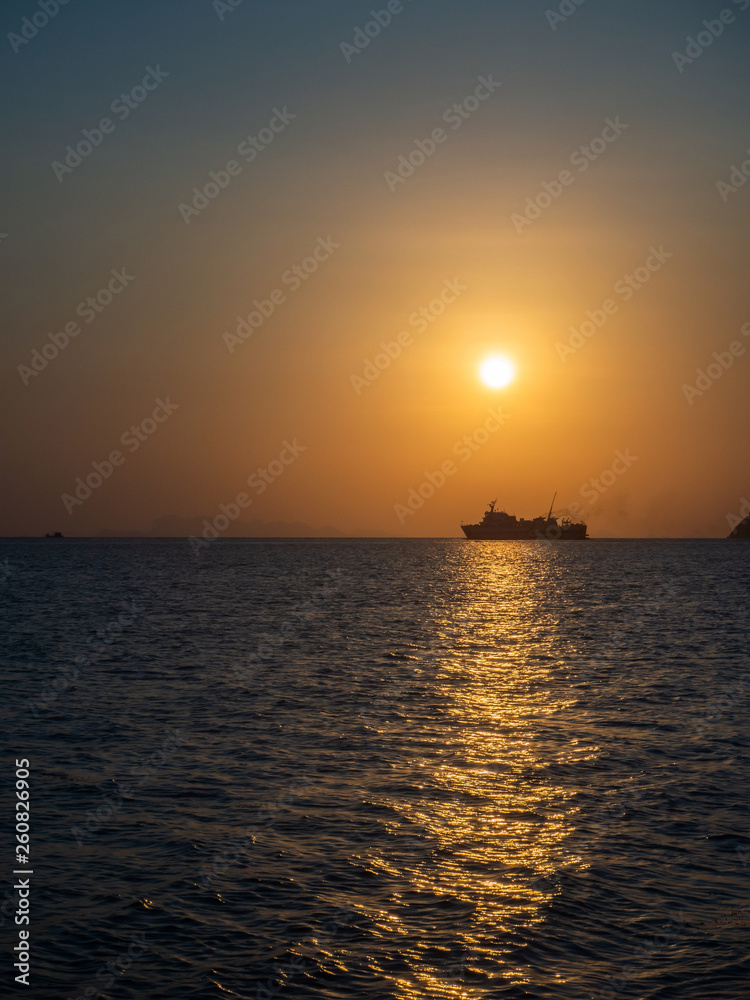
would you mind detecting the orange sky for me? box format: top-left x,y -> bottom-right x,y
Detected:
3,0 -> 749,537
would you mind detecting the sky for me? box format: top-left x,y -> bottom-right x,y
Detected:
2,0 -> 749,538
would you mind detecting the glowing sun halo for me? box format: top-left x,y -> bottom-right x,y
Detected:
479,355 -> 515,389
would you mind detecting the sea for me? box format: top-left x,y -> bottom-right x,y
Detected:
1,538 -> 749,999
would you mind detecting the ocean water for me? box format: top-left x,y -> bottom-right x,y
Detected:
1,538 -> 749,999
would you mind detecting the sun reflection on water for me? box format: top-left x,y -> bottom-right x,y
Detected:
359,542 -> 593,996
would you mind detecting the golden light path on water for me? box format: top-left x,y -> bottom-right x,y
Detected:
349,543 -> 596,998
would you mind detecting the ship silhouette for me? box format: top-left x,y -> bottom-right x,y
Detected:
461,495 -> 588,540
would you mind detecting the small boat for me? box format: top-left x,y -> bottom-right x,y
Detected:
44,532 -> 64,538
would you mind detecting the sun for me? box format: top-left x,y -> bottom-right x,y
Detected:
479,354 -> 515,389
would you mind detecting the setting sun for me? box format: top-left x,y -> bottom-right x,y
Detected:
479,355 -> 516,389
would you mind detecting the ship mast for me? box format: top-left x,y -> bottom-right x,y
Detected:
546,492 -> 557,523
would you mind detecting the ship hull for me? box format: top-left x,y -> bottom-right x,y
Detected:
461,524 -> 588,540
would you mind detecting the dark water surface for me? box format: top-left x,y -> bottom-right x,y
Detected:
2,539 -> 749,999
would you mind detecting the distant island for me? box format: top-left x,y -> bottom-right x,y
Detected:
728,515 -> 750,539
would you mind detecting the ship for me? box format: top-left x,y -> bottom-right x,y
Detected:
461,495 -> 588,540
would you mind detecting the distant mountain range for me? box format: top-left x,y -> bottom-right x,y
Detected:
96,516 -> 390,538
